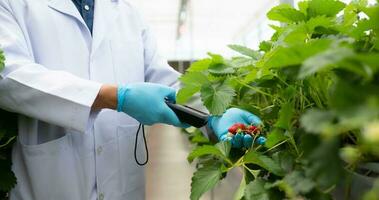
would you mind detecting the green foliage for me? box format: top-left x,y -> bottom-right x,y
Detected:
267,4 -> 306,23
270,171 -> 316,198
190,164 -> 222,200
228,45 -> 261,59
179,0 -> 379,199
177,72 -> 209,103
200,82 -> 235,115
244,179 -> 272,200
0,50 -> 4,72
0,40 -> 18,198
0,109 -> 18,197
243,151 -> 284,176
0,160 -> 16,192
187,142 -> 231,163
307,0 -> 345,18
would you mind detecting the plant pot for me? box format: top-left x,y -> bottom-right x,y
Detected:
333,162 -> 379,200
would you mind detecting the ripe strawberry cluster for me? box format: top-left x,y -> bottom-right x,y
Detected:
226,123 -> 267,147
228,123 -> 260,135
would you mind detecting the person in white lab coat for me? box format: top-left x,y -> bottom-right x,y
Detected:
0,0 -> 262,199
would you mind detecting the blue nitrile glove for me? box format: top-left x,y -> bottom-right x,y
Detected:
117,83 -> 187,127
208,108 -> 262,148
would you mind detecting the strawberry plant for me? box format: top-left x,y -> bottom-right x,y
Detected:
0,49 -> 18,199
178,0 -> 379,199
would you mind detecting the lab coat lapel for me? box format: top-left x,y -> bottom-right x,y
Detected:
92,0 -> 120,55
47,0 -> 87,29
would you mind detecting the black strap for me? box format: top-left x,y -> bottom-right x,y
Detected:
134,123 -> 149,166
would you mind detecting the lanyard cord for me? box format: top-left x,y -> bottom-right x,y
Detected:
134,123 -> 149,166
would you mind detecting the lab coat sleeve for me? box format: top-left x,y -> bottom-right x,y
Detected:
140,13 -> 209,112
134,5 -> 209,112
141,24 -> 181,89
138,9 -> 216,140
0,2 -> 102,133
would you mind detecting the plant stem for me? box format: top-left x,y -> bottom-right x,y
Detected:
274,74 -> 289,86
0,136 -> 16,148
287,131 -> 300,156
243,164 -> 260,179
260,105 -> 276,111
236,80 -> 273,97
263,139 -> 289,154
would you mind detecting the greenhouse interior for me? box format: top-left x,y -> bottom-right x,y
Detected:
0,0 -> 378,199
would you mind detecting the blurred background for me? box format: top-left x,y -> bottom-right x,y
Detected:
129,0 -> 281,199
131,0 -> 283,199
131,0 -> 281,61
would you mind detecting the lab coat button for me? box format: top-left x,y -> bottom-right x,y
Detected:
98,193 -> 104,200
84,5 -> 90,11
97,146 -> 103,155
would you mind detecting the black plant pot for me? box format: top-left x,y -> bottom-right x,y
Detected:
333,162 -> 379,200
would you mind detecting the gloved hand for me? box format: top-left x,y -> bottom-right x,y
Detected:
208,108 -> 262,148
117,82 -> 187,127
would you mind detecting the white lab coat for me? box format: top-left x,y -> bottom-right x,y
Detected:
0,0 -> 181,199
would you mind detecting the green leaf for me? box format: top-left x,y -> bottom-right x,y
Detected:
207,53 -> 235,76
299,46 -> 355,78
0,50 -> 4,72
267,4 -> 306,23
189,130 -> 210,144
228,45 -> 261,59
208,53 -> 224,63
244,179 -> 270,200
187,145 -> 225,163
200,82 -> 235,115
306,16 -> 335,32
229,57 -> 256,68
272,151 -> 294,173
271,171 -> 315,197
259,41 -> 273,52
298,1 -> 309,15
338,53 -> 379,80
243,151 -> 284,176
300,109 -> 335,134
177,72 -> 209,103
179,72 -> 210,87
0,160 -> 16,191
275,24 -> 308,45
275,102 -> 295,130
187,59 -> 212,72
190,164 -> 222,200
305,138 -> 344,190
215,141 -> 231,158
208,63 -> 235,75
177,87 -> 201,104
308,0 -> 346,18
340,3 -> 359,29
283,171 -> 315,194
260,38 -> 332,69
265,129 -> 286,148
243,69 -> 258,83
281,86 -> 297,100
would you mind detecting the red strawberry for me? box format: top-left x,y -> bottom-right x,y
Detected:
228,123 -> 247,134
228,125 -> 238,134
247,125 -> 260,134
235,123 -> 246,130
